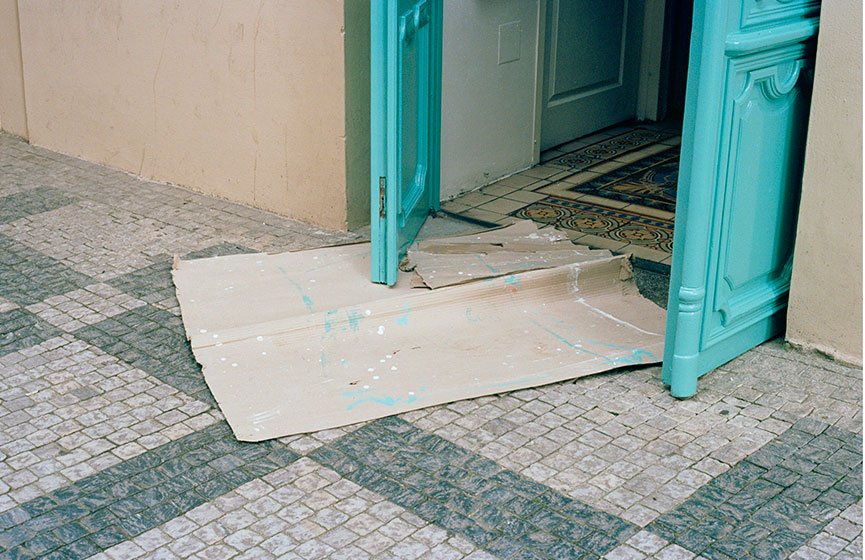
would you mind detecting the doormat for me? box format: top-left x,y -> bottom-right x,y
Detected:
173,241 -> 666,441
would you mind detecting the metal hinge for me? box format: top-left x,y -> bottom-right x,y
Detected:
379,177 -> 387,220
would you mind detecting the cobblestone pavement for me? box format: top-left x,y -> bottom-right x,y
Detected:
0,131 -> 861,560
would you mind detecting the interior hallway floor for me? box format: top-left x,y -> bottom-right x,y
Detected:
0,131 -> 861,560
441,121 -> 682,267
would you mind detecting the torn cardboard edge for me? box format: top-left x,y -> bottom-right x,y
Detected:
173,241 -> 666,441
406,220 -> 613,289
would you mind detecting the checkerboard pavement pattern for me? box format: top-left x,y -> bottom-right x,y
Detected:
0,131 -> 861,559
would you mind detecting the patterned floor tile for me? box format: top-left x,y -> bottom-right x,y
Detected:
547,129 -> 676,172
513,199 -> 674,253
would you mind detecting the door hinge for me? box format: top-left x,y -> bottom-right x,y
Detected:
379,177 -> 387,220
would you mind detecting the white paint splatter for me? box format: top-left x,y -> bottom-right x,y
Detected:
231,363 -> 238,367
576,297 -> 660,335
377,326 -> 385,335
199,329 -> 207,333
373,376 -> 380,380
365,309 -> 372,316
257,336 -> 264,342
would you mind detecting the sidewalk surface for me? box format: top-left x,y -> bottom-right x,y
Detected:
0,132 -> 861,560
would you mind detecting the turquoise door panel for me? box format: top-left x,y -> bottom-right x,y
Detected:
371,0 -> 442,285
663,1 -> 819,397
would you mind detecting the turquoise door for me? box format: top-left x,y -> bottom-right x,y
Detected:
370,0 -> 443,285
663,1 -> 819,397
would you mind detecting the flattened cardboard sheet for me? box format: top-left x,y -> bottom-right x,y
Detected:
406,220 -> 611,288
173,243 -> 666,441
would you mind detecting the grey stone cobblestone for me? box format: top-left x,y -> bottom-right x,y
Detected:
0,131 -> 861,559
0,335 -> 219,509
90,458 -> 494,560
0,422 -> 298,559
0,186 -> 77,225
71,304 -> 215,405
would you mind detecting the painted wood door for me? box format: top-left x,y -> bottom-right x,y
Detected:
540,0 -> 644,150
663,1 -> 820,397
370,0 -> 443,285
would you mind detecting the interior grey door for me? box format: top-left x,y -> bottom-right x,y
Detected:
540,0 -> 645,150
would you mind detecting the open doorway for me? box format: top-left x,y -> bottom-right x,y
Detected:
439,0 -> 693,303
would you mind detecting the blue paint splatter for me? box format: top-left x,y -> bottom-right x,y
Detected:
396,303 -> 411,326
346,308 -> 364,332
323,310 -> 338,338
602,348 -> 656,366
277,268 -> 314,313
465,308 -> 480,322
504,275 -> 522,290
528,318 -> 609,360
475,255 -> 498,273
340,388 -> 402,411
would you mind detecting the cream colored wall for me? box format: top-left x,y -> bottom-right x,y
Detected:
787,0 -> 863,365
0,0 -> 28,139
440,0 -> 540,200
12,1 -> 348,230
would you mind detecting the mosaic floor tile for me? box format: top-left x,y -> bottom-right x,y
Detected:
513,199 -> 674,253
547,129 -> 677,172
542,147 -> 680,213
0,186 -> 77,225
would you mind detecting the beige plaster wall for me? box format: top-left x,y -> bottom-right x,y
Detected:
440,0 -> 540,200
14,0 -> 348,229
0,0 -> 28,138
787,0 -> 863,365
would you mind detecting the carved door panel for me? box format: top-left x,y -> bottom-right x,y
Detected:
663,1 -> 819,396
